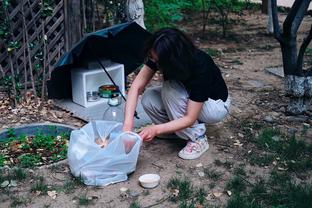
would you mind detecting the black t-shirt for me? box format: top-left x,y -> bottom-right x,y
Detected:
144,49 -> 228,102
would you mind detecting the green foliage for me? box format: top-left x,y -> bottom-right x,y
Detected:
211,0 -> 243,37
18,154 -> 41,168
0,74 -> 23,101
144,0 -> 193,31
32,133 -> 55,151
0,154 -> 5,167
129,201 -> 140,208
9,168 -> 27,181
77,194 -> 93,206
41,0 -> 54,17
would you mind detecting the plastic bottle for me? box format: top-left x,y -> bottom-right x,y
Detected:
103,94 -> 124,122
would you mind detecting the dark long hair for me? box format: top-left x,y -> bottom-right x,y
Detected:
144,28 -> 196,81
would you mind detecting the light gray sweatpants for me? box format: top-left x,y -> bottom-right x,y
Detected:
141,80 -> 231,141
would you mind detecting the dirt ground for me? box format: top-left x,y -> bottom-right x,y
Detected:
1,9 -> 312,208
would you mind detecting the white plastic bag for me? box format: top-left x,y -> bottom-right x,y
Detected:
68,120 -> 142,186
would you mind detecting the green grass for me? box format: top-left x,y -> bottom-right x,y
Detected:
204,48 -> 222,57
230,59 -> 243,65
62,180 -> 76,194
167,176 -> 209,207
226,176 -> 246,193
0,153 -> 5,167
203,168 -> 222,181
167,177 -> 193,200
129,201 -> 140,208
249,152 -> 275,166
9,168 -> 27,181
226,170 -> 312,208
10,196 -> 27,208
78,195 -> 92,206
31,176 -> 48,195
252,128 -> 312,172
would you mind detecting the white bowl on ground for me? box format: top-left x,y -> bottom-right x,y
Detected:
139,174 -> 160,189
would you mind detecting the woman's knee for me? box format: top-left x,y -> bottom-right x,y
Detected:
141,87 -> 161,110
161,80 -> 188,101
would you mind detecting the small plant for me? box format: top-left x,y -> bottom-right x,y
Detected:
167,177 -> 193,200
62,180 -> 76,194
31,176 -> 48,194
6,128 -> 16,138
195,187 -> 206,205
129,201 -> 140,208
203,168 -> 222,181
205,48 -> 221,57
9,168 -> 27,181
77,195 -> 92,206
211,0 -> 243,37
0,154 -> 5,167
233,167 -> 246,176
18,154 -> 41,168
167,176 -> 208,207
142,190 -> 150,196
226,176 -> 246,193
10,196 -> 27,208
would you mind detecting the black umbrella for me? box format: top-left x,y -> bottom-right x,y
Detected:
47,22 -> 151,100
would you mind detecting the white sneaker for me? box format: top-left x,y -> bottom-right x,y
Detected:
178,135 -> 209,160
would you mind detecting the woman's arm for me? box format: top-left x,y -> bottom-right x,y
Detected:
139,100 -> 203,141
123,65 -> 155,131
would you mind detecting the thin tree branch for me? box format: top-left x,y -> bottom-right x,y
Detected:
297,24 -> 312,74
271,0 -> 283,42
290,0 -> 311,37
21,2 -> 37,96
283,0 -> 311,38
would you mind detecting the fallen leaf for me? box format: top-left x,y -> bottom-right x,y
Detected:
47,190 -> 57,199
120,187 -> 128,192
233,140 -> 243,147
9,180 -> 17,187
213,192 -> 223,198
1,180 -> 10,188
278,167 -> 287,171
34,191 -> 41,196
197,171 -> 205,177
238,133 -> 244,138
196,163 -> 203,168
172,189 -> 179,197
205,193 -> 213,201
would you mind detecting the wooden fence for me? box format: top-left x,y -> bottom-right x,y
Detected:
0,0 -> 82,85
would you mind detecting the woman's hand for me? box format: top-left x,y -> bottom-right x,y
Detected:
139,125 -> 159,142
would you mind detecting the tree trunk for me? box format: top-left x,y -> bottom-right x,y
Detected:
126,0 -> 145,29
267,0 -> 274,34
280,40 -> 298,76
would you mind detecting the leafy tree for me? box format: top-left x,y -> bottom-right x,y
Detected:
271,0 -> 312,114
211,0 -> 242,37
